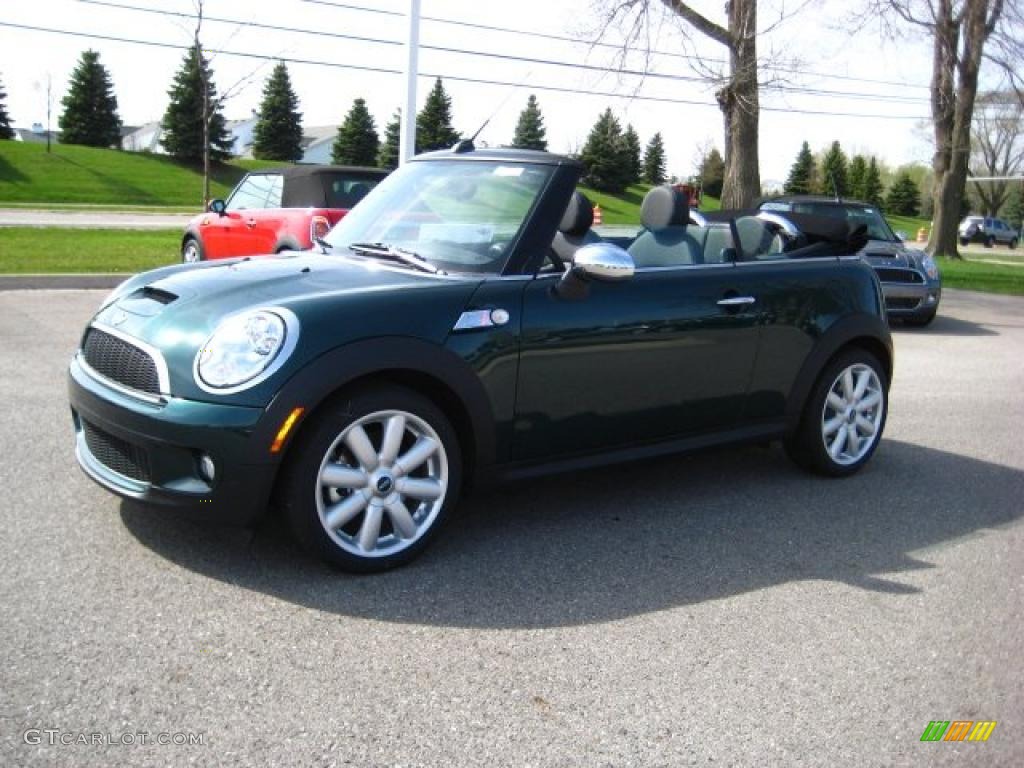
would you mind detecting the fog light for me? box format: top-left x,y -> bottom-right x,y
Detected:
198,454 -> 216,483
926,294 -> 937,304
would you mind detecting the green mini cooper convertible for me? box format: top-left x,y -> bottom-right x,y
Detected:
69,146 -> 892,572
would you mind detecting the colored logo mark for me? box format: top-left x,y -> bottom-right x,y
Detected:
920,721 -> 997,742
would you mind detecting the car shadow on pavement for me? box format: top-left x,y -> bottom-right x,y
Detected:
892,314 -> 997,336
120,439 -> 1024,629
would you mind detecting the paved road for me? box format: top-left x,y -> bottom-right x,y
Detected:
0,208 -> 192,229
1,289 -> 1021,767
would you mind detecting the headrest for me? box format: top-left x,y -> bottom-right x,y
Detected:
560,191 -> 594,236
349,182 -> 370,202
641,186 -> 690,231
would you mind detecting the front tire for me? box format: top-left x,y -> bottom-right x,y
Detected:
1010,238 -> 1018,250
279,385 -> 462,573
785,349 -> 888,477
182,237 -> 204,263
985,235 -> 995,248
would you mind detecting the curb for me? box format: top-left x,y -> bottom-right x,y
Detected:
0,274 -> 129,291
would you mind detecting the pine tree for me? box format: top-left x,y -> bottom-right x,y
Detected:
643,132 -> 667,185
699,148 -> 725,198
848,155 -> 868,200
1008,184 -> 1024,231
0,74 -> 13,140
622,124 -> 643,185
332,97 -> 379,166
818,141 -> 848,197
885,171 -> 921,216
58,50 -> 122,148
416,78 -> 459,153
863,157 -> 884,208
378,108 -> 401,169
784,141 -> 816,195
511,94 -> 547,151
579,109 -> 631,193
161,45 -> 233,163
252,62 -> 303,162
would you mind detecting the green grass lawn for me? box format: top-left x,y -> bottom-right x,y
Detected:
0,227 -> 180,273
0,142 -> 271,208
2,228 -> 1022,298
935,257 -> 1024,296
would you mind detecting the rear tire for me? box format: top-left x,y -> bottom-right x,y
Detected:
1010,238 -> 1018,250
785,349 -> 888,477
182,237 -> 204,263
279,385 -> 462,573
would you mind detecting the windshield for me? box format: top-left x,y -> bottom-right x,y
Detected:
763,201 -> 897,242
324,159 -> 553,274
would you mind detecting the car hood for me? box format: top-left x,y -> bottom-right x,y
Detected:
859,240 -> 922,270
91,253 -> 484,405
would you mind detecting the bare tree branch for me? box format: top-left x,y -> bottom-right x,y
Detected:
660,0 -> 731,46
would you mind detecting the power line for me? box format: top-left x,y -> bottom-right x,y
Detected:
75,0 -> 929,105
0,21 -> 933,120
300,0 -> 933,92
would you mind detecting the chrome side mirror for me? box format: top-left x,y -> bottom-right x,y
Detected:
572,243 -> 635,282
895,230 -> 908,242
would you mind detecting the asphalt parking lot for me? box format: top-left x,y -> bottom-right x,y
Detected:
1,288 -> 1022,767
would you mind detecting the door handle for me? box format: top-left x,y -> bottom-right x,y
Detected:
245,218 -> 257,228
717,296 -> 756,307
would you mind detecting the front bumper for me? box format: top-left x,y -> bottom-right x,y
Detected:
880,280 -> 941,319
69,354 -> 281,525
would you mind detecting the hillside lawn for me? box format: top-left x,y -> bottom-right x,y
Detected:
0,141 -> 268,208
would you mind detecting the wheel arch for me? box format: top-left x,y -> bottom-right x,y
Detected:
785,314 -> 893,432
260,337 -> 497,489
274,235 -> 304,253
181,228 -> 201,250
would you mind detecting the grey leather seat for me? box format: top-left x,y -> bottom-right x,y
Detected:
627,186 -> 703,268
551,191 -> 602,264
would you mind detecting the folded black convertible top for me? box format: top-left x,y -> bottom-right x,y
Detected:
704,209 -> 867,253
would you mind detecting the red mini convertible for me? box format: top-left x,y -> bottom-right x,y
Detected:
181,165 -> 389,262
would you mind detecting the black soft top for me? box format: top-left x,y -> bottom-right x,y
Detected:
705,209 -> 868,253
246,165 -> 389,209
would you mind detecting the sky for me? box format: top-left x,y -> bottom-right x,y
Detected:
0,0 -> 984,183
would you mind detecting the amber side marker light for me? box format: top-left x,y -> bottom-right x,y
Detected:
270,407 -> 305,453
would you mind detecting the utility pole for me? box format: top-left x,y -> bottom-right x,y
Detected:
45,74 -> 52,154
399,0 -> 420,165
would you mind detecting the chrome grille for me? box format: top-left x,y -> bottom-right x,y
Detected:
874,268 -> 924,284
81,420 -> 151,482
82,328 -> 160,395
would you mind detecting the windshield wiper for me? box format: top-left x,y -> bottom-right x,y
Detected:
347,242 -> 445,275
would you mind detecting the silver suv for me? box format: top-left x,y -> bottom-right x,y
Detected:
959,216 -> 1019,248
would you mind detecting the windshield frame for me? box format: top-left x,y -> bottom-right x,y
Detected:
323,156 -> 561,277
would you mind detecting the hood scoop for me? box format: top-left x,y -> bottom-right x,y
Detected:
118,286 -> 179,317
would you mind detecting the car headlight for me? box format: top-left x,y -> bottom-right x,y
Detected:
196,309 -> 296,391
920,254 -> 939,281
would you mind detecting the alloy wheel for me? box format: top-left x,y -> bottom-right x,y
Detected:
315,409 -> 448,558
820,363 -> 885,466
182,240 -> 200,263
